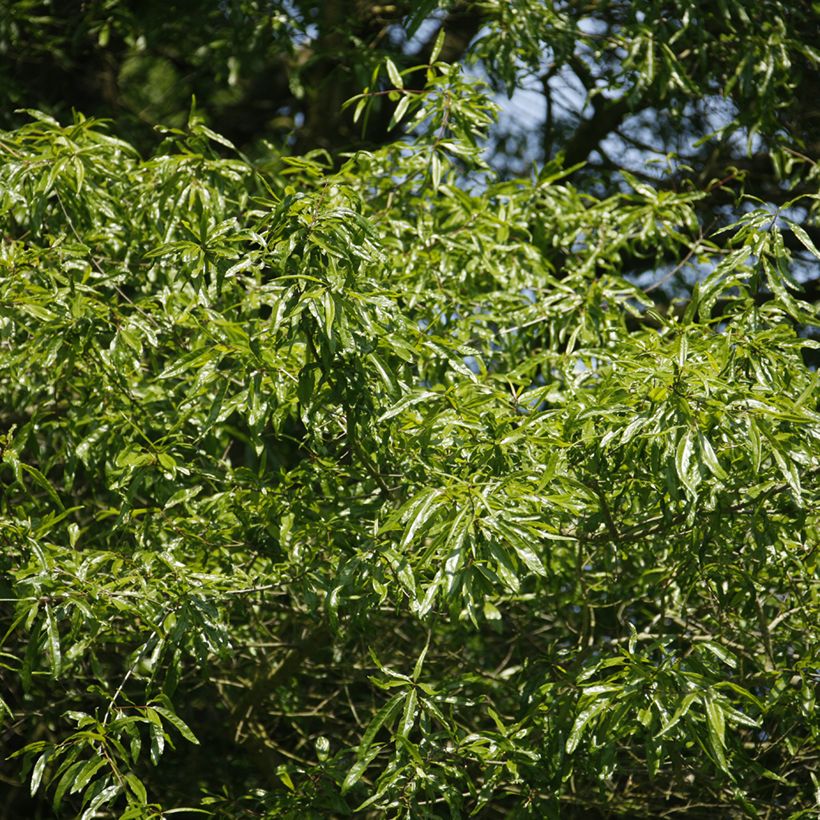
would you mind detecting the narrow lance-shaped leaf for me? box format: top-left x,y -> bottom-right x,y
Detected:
787,220 -> 820,260
44,604 -> 61,677
698,433 -> 728,480
399,689 -> 418,738
400,489 -> 443,550
704,696 -> 728,772
675,429 -> 699,496
385,58 -> 403,90
30,751 -> 49,796
566,699 -> 609,754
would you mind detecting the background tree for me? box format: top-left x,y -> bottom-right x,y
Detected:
0,1 -> 818,817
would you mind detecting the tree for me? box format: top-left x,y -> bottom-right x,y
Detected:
0,2 -> 818,817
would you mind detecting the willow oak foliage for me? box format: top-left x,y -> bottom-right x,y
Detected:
1,43 -> 819,820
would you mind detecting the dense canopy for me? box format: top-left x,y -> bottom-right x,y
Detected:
1,2 -> 818,818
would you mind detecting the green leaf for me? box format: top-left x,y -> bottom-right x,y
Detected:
704,695 -> 728,772
510,541 -> 546,577
675,429 -> 699,496
70,758 -> 106,795
149,721 -> 165,765
352,96 -> 368,124
492,519 -> 546,576
44,604 -> 61,677
124,773 -> 147,805
759,424 -> 803,502
377,390 -> 437,422
627,621 -> 638,655
391,95 -> 411,128
359,693 -> 404,756
412,634 -> 430,681
151,706 -> 200,744
277,766 -> 295,791
385,58 -> 403,89
341,744 -> 381,795
80,782 -> 121,820
486,542 -> 520,592
430,27 -> 446,63
702,641 -> 737,669
20,463 -> 64,509
483,600 -> 501,620
656,692 -> 699,738
431,153 -> 442,191
399,689 -> 417,738
413,574 -> 442,617
322,289 -> 335,337
367,351 -> 399,394
698,433 -> 728,480
787,220 -> 820,260
194,123 -> 237,151
52,760 -> 85,811
399,488 -> 442,550
0,692 -> 12,721
30,751 -> 49,796
566,700 -> 609,754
